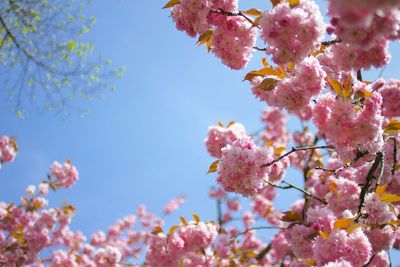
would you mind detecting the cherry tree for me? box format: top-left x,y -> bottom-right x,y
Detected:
2,0 -> 400,266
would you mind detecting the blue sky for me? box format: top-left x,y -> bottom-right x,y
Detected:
1,0 -> 399,263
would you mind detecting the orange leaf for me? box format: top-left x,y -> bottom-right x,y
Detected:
242,8 -> 262,17
257,78 -> 278,91
380,193 -> 400,203
274,146 -> 286,155
384,119 -> 400,134
375,184 -> 388,196
180,216 -> 188,226
207,160 -> 220,174
192,213 -> 200,223
168,225 -> 180,235
334,218 -> 355,230
162,0 -> 180,9
151,226 -> 164,235
319,231 -> 329,239
227,121 -> 235,128
281,210 -> 302,222
197,29 -> 214,47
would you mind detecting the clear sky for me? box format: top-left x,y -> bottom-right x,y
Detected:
1,0 -> 399,264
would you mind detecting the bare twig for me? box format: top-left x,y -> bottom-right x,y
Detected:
262,145 -> 333,168
386,136 -> 398,175
256,243 -> 271,262
315,148 -> 369,175
303,135 -> 319,181
265,180 -> 326,204
321,39 -> 341,46
356,151 -> 384,219
253,46 -> 267,52
210,9 -> 262,29
234,226 -> 282,238
357,70 -> 363,81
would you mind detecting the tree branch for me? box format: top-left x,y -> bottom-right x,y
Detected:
210,9 -> 261,29
262,145 -> 333,168
265,179 -> 326,204
356,151 -> 384,219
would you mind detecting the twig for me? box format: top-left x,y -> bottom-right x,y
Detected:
321,39 -> 341,46
282,180 -> 326,204
265,180 -> 326,204
386,136 -> 398,175
253,46 -> 267,52
210,9 -> 261,29
363,254 -> 376,267
357,70 -> 363,81
262,145 -> 333,168
314,148 -> 369,175
234,226 -> 282,238
356,151 -> 384,219
256,243 -> 271,262
217,199 -> 223,230
303,135 -> 319,181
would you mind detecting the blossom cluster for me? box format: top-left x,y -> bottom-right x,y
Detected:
260,0 -> 325,64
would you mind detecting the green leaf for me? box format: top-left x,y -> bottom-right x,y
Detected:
68,41 -> 76,51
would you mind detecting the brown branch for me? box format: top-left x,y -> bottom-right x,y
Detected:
210,9 -> 262,29
363,254 -> 376,267
386,136 -> 398,175
303,135 -> 319,181
357,70 -> 363,81
256,243 -> 271,262
234,226 -> 282,238
321,39 -> 341,46
265,180 -> 327,204
262,145 -> 334,168
356,151 -> 384,219
253,46 -> 267,52
315,147 -> 369,175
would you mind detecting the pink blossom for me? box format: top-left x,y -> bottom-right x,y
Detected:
178,221 -> 218,251
252,56 -> 326,116
163,196 -> 187,214
313,229 -> 372,266
366,225 -> 395,253
217,138 -> 274,197
313,93 -> 384,162
171,0 -> 211,37
326,177 -> 360,215
50,161 -> 79,189
0,136 -> 17,164
328,39 -> 390,71
211,16 -> 258,69
284,224 -> 314,258
94,246 -> 122,267
322,260 -> 352,267
204,122 -> 247,158
306,206 -> 336,232
260,107 -> 290,147
363,192 -> 397,225
260,0 -> 325,64
373,79 -> 400,117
